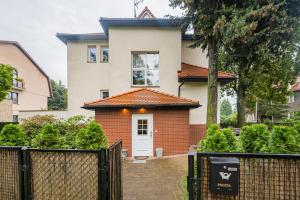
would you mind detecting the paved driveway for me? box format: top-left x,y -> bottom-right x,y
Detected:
123,155 -> 187,200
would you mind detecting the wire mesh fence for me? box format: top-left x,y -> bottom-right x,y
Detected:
188,153 -> 300,200
0,141 -> 122,200
0,147 -> 22,200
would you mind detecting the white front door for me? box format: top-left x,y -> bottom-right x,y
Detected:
132,114 -> 153,157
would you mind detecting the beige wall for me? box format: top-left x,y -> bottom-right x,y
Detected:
0,43 -> 50,121
181,41 -> 208,67
19,110 -> 69,122
66,27 -> 220,125
0,100 -> 12,122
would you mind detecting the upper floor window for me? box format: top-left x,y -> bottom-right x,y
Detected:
13,69 -> 18,87
132,52 -> 159,86
100,90 -> 109,99
101,47 -> 109,63
7,92 -> 18,104
87,45 -> 96,62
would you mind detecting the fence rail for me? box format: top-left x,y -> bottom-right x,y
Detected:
0,141 -> 122,200
188,152 -> 300,200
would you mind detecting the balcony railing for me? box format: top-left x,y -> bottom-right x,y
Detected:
12,79 -> 25,90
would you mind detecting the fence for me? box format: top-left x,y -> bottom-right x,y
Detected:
0,140 -> 122,200
188,152 -> 300,200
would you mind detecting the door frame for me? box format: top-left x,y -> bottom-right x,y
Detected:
132,114 -> 153,157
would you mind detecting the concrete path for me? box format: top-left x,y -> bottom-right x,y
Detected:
123,155 -> 187,200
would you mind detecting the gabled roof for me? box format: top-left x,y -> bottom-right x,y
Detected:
56,33 -> 107,44
137,6 -> 156,19
178,63 -> 236,83
0,40 -> 52,97
291,82 -> 300,92
83,88 -> 200,110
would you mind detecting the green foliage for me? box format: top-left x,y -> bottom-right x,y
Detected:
221,99 -> 232,117
221,113 -> 237,128
32,124 -> 63,149
240,124 -> 271,153
48,80 -> 67,110
0,64 -> 13,102
76,121 -> 108,150
20,115 -> 57,145
269,126 -> 299,154
0,124 -> 28,146
198,124 -> 237,152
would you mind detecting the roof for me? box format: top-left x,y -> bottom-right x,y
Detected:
56,33 -> 107,44
178,63 -> 236,83
0,40 -> 52,97
83,88 -> 200,109
137,6 -> 156,19
291,82 -> 300,92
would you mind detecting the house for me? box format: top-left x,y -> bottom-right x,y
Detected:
288,76 -> 300,115
57,7 -> 234,156
0,40 -> 52,122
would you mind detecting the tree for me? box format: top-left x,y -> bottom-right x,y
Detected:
0,124 -> 28,146
48,80 -> 67,110
169,0 -> 237,127
0,64 -> 13,102
220,99 -> 232,116
76,121 -> 108,150
32,124 -> 63,149
219,0 -> 300,127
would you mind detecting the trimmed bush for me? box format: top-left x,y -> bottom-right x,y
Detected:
269,126 -> 299,154
32,124 -> 63,149
240,124 -> 270,153
198,124 -> 237,152
0,124 -> 28,146
76,121 -> 108,150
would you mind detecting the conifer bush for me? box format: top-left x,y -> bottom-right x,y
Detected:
0,124 -> 28,146
76,121 -> 108,150
32,124 -> 63,149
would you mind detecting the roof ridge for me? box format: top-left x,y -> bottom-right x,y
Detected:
181,62 -> 236,77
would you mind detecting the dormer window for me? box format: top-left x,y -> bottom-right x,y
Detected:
87,45 -> 96,62
132,52 -> 159,86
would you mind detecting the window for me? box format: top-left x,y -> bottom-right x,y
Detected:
7,92 -> 18,104
87,46 -> 96,62
132,52 -> 159,86
100,90 -> 109,99
13,115 -> 18,122
101,47 -> 109,62
137,119 -> 148,135
13,69 -> 18,87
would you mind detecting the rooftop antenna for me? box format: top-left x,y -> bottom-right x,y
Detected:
134,0 -> 144,18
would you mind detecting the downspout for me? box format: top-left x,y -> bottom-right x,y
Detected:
178,80 -> 185,97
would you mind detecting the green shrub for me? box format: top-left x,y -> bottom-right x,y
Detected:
76,121 -> 108,150
221,113 -> 237,128
32,124 -> 63,149
0,124 -> 28,146
269,126 -> 299,154
20,115 -> 57,145
198,124 -> 237,152
240,124 -> 270,153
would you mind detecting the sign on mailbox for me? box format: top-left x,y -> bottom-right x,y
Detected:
209,157 -> 240,195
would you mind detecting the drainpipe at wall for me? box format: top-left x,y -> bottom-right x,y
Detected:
178,80 -> 185,97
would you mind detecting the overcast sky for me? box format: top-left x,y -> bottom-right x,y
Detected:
0,0 -> 182,86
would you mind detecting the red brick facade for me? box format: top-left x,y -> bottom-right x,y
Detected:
189,124 -> 206,145
95,108 -> 190,156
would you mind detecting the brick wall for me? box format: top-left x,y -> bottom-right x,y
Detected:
95,108 -> 190,156
189,124 -> 206,145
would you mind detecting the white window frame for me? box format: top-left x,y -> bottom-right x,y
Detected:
131,52 -> 159,87
87,45 -> 97,63
100,46 -> 109,63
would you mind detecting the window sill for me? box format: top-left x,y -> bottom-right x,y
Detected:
87,61 -> 97,63
131,86 -> 160,88
100,61 -> 109,64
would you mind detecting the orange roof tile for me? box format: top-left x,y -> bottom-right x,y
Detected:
83,88 -> 200,109
291,82 -> 300,92
178,63 -> 236,80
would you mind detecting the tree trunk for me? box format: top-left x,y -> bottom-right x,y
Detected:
206,39 -> 218,128
237,63 -> 247,127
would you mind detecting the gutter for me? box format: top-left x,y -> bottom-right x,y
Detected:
178,81 -> 185,97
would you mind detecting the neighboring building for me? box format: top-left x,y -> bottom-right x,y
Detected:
0,40 -> 52,122
288,76 -> 300,116
57,7 -> 235,156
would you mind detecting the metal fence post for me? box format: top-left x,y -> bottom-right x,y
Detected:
20,147 -> 31,200
196,153 -> 201,200
188,153 -> 195,200
99,149 -> 108,200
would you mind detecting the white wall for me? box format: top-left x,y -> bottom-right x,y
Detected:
181,41 -> 208,67
19,110 -> 70,122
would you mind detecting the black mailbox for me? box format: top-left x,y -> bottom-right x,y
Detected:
209,157 -> 240,195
